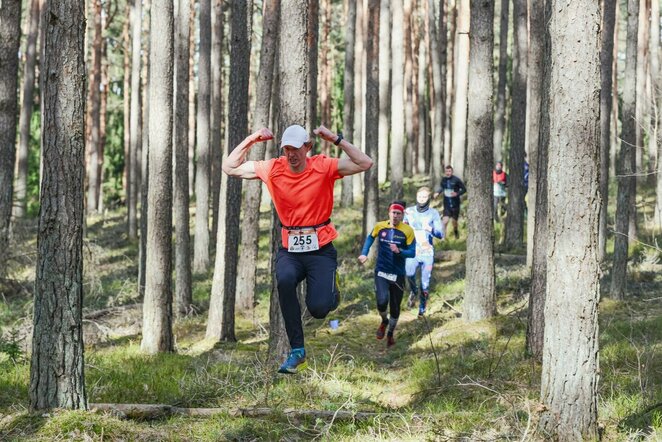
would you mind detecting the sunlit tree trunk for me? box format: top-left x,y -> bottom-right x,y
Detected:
141,0 -> 174,354
611,0 -> 639,300
138,0 -> 151,298
14,0 -> 40,219
206,0 -> 252,342
188,0 -> 196,198
654,0 -> 662,229
122,1 -> 130,212
427,0 -> 444,186
307,0 -> 319,132
363,0 -> 379,238
403,0 -> 414,175
0,0 -> 21,253
504,0 -> 527,250
390,0 -> 405,199
236,0 -> 278,314
128,0 -> 142,239
377,0 -> 390,185
193,0 -> 211,273
210,0 -> 224,243
450,0 -> 469,178
341,0 -> 357,207
599,0 -> 617,260
352,0 -> 366,202
86,0 -> 102,214
464,0 -> 495,322
29,0 -> 87,410
493,0 -> 509,161
539,2 -> 600,438
444,0 -> 456,165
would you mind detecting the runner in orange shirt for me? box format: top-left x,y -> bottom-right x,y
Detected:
223,124 -> 373,374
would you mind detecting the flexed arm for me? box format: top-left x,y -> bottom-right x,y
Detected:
222,128 -> 274,179
314,124 -> 373,176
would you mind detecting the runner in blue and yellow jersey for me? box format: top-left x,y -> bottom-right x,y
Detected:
358,202 -> 416,347
404,187 -> 443,317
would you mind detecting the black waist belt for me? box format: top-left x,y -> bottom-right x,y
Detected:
283,219 -> 331,230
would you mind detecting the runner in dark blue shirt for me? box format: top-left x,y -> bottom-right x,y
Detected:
433,165 -> 467,239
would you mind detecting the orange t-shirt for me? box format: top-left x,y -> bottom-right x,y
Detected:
254,155 -> 342,249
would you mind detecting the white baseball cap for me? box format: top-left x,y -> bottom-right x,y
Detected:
280,125 -> 310,149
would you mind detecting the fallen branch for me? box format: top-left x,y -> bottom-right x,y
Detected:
89,403 -> 417,421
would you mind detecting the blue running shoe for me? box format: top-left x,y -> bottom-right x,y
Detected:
278,348 -> 308,374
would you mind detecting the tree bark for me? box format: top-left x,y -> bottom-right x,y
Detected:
351,0 -> 366,203
341,0 -> 357,207
122,0 -> 131,216
138,0 -> 151,298
306,0 -> 319,132
30,0 -> 87,410
611,0 -> 639,300
403,0 -> 414,176
450,0 -> 469,179
210,0 -> 224,244
173,0 -> 192,318
652,0 -> 662,229
464,0 -> 495,322
427,0 -> 444,186
493,0 -> 509,162
362,0 -> 380,238
444,0 -> 456,165
86,0 -> 103,214
599,0 -> 617,261
539,1 -> 601,438
377,0 -> 390,186
193,0 -> 211,273
0,0 -> 21,254
141,0 -> 174,354
206,0 -> 251,342
128,0 -> 142,239
188,0 -> 196,198
14,0 -> 40,220
236,0 -> 279,314
504,0 -> 527,250
390,0 -> 405,200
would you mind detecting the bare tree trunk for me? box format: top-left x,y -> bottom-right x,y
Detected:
173,0 -> 192,318
648,0 -> 659,182
193,0 -> 211,273
128,0 -> 142,239
122,0 -> 130,213
390,0 -> 405,199
427,0 -> 443,186
526,0 -> 551,359
493,0 -> 509,161
464,0 -> 495,322
377,0 -> 390,185
599,0 -> 617,260
444,0 -> 456,165
86,0 -> 102,214
141,0 -> 174,354
403,0 -> 414,175
416,21 -> 428,174
450,0 -> 469,179
138,0 -> 151,298
0,0 -> 21,253
611,0 -> 639,300
352,0 -> 365,202
210,0 -> 224,244
635,2 -> 648,178
236,0 -> 278,314
341,0 -> 357,207
654,0 -> 662,228
98,17 -> 108,213
504,0 -> 527,250
539,1 -> 600,438
307,0 -> 319,132
525,0 -> 544,267
30,0 -> 87,410
206,0 -> 252,342
363,0 -> 379,238
14,0 -> 40,219
319,0 -> 331,138
188,0 -> 196,198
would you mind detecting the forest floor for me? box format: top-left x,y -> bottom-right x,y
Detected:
1,179 -> 662,441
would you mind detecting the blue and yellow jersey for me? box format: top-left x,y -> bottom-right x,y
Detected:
360,221 -> 416,276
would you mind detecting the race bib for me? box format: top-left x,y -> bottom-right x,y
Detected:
287,228 -> 320,253
415,230 -> 434,256
377,271 -> 398,282
444,188 -> 454,197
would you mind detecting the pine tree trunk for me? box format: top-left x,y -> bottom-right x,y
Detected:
188,0 -> 196,198
525,0 -> 544,267
390,0 -> 405,200
236,0 -> 278,313
0,0 -> 21,253
416,29 -> 427,174
14,0 -> 40,219
539,1 -> 600,437
444,0 -> 455,165
173,0 -> 192,318
138,0 -> 151,298
210,0 -> 224,244
128,0 -> 142,239
341,0 -> 357,207
648,0 -> 659,181
351,0 -> 365,202
30,0 -> 87,410
363,0 -> 379,237
450,0 -> 469,179
86,0 -> 102,214
599,0 -> 617,259
427,0 -> 443,186
141,0 -> 174,354
206,0 -> 251,342
504,0 -> 527,250
377,0 -> 390,185
526,0 -> 551,359
464,0 -> 495,322
403,0 -> 414,176
611,0 -> 639,300
122,1 -> 130,215
652,0 -> 662,229
307,0 -> 319,132
193,0 -> 211,273
493,0 -> 509,162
